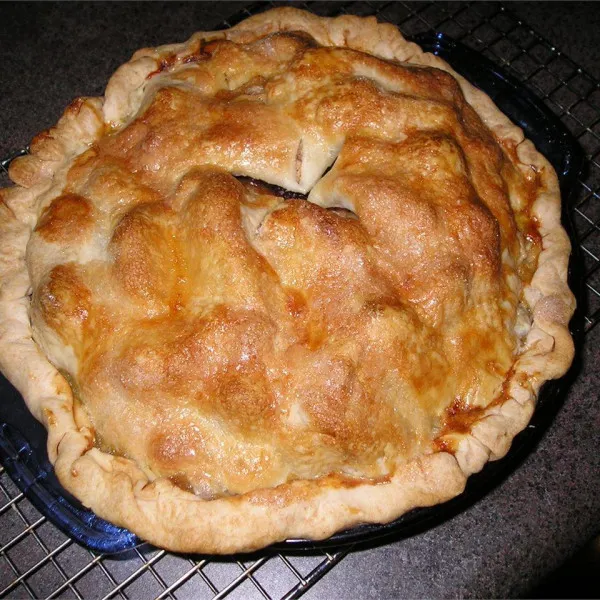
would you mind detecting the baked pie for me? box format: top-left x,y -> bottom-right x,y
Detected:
0,8 -> 574,553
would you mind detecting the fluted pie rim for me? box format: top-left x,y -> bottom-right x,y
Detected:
0,8 -> 574,553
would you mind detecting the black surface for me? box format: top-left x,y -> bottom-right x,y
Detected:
0,2 -> 599,598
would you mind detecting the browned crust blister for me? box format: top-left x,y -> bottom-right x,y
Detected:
0,8 -> 574,553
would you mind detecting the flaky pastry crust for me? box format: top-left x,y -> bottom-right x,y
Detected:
0,8 -> 574,553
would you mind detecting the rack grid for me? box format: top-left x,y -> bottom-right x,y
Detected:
1,1 -> 598,598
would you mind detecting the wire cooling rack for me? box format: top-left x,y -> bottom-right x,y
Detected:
1,1 -> 599,599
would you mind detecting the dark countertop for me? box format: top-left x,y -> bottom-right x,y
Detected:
1,3 -> 599,598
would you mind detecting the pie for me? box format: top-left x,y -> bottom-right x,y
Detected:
0,8 -> 575,553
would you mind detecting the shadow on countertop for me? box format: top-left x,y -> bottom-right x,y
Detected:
528,535 -> 600,598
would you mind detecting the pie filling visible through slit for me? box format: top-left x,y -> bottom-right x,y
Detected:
0,8 -> 574,552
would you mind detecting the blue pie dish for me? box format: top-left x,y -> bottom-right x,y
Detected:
0,31 -> 584,554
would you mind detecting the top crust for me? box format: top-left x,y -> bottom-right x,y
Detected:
0,7 -> 574,553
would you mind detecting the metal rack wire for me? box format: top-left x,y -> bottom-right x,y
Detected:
0,1 -> 599,599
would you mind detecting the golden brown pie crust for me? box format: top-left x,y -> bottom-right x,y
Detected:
0,8 -> 574,553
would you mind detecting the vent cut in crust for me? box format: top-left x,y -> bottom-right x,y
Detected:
0,8 -> 574,553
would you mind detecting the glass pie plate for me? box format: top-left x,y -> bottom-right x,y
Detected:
0,32 -> 584,554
